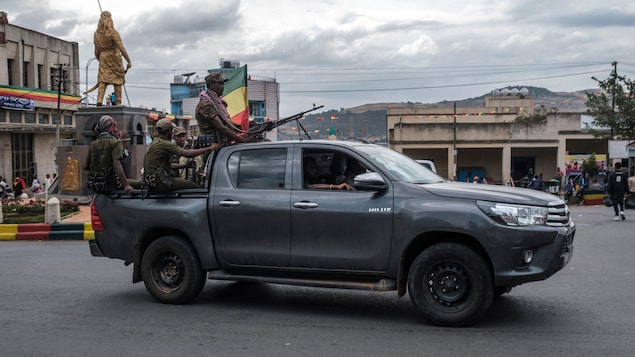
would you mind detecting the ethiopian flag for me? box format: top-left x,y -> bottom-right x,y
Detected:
223,65 -> 249,131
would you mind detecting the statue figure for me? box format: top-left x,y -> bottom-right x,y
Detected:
61,156 -> 80,191
87,11 -> 131,106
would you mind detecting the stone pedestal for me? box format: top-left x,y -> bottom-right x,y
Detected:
56,106 -> 151,196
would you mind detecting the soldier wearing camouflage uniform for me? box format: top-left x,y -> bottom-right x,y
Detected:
84,115 -> 140,194
195,72 -> 252,148
143,119 -> 219,193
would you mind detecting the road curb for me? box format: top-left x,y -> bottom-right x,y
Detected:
0,222 -> 94,241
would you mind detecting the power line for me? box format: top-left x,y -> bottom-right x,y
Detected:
76,61 -> 618,96
280,70 -> 602,94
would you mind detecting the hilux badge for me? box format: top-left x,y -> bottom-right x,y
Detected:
369,207 -> 392,212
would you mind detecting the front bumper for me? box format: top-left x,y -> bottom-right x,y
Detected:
489,220 -> 576,287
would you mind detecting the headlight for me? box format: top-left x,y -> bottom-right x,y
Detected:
477,201 -> 548,226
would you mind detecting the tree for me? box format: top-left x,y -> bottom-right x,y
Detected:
585,64 -> 635,140
580,152 -> 600,180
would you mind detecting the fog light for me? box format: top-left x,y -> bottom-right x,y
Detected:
522,250 -> 534,264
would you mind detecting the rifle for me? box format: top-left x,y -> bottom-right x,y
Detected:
246,105 -> 324,140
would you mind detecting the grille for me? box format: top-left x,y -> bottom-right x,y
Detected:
546,201 -> 571,227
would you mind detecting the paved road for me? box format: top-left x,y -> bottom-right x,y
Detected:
1,205 -> 633,356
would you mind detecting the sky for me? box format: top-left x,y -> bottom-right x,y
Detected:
3,0 -> 635,116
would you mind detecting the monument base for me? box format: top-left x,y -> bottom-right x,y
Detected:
56,106 -> 152,196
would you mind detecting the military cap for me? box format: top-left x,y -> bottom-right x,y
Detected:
173,127 -> 186,136
205,72 -> 227,87
156,118 -> 176,132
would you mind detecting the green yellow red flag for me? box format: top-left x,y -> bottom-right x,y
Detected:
222,65 -> 249,131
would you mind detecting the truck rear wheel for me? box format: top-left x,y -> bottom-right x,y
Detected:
407,243 -> 494,326
141,236 -> 206,304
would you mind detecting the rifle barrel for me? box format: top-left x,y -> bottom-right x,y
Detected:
252,105 -> 324,134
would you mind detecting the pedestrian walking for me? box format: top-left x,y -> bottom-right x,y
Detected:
606,162 -> 628,221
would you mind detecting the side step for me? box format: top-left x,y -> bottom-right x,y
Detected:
207,270 -> 397,291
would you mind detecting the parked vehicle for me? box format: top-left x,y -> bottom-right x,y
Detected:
415,159 -> 437,173
89,140 -> 575,326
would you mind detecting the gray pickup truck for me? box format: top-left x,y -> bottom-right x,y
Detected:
89,140 -> 575,326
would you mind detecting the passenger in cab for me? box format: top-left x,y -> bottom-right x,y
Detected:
303,156 -> 353,191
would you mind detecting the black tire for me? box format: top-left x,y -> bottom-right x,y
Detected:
407,243 -> 494,327
141,236 -> 206,304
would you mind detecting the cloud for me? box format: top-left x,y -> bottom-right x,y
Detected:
123,1 -> 241,49
397,35 -> 439,57
3,0 -> 635,115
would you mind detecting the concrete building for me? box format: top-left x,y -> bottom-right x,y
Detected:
0,11 -> 81,184
387,91 -> 608,186
169,59 -> 280,140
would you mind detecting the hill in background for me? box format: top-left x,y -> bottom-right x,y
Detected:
278,86 -> 592,142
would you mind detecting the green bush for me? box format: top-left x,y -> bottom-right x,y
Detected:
1,200 -> 80,224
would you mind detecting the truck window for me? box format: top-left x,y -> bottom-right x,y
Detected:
227,148 -> 287,189
302,150 -> 371,190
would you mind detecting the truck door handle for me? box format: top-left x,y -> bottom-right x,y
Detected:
219,200 -> 241,207
294,202 -> 319,209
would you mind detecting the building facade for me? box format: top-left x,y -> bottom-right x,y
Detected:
0,12 -> 81,185
388,93 -> 607,186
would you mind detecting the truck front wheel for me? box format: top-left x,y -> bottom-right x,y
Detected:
141,236 -> 206,304
407,243 -> 494,326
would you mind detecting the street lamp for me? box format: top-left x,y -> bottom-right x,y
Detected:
85,57 -> 97,104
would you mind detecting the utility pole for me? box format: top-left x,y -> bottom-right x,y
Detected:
610,61 -> 617,140
54,63 -> 67,175
453,102 -> 457,181
55,63 -> 64,145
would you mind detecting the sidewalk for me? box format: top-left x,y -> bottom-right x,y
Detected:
61,204 -> 91,223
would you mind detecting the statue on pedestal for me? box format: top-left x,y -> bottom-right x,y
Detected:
86,11 -> 131,106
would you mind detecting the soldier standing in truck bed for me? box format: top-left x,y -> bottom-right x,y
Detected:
195,73 -> 258,152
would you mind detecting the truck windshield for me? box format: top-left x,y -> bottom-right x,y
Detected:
356,145 -> 445,184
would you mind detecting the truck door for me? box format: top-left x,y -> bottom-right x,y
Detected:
289,147 -> 393,272
211,147 -> 291,267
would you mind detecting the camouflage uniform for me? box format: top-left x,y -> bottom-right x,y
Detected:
195,94 -> 221,140
144,136 -> 201,193
85,133 -> 129,192
195,91 -> 229,145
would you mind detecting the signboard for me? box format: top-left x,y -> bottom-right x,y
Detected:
565,154 -> 607,176
0,95 -> 35,110
608,140 -> 631,159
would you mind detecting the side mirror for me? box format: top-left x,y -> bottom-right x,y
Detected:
353,172 -> 388,192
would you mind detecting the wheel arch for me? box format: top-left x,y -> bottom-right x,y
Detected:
397,231 -> 493,297
132,227 -> 192,283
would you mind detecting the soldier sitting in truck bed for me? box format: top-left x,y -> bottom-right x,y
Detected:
143,119 -> 220,193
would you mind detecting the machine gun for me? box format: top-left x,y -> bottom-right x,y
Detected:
245,104 -> 324,140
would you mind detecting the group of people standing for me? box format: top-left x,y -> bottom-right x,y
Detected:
0,174 -> 56,200
559,162 -> 634,221
85,73 -> 257,195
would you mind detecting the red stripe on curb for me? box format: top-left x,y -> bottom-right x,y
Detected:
17,224 -> 52,233
16,232 -> 51,240
2,222 -> 92,241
